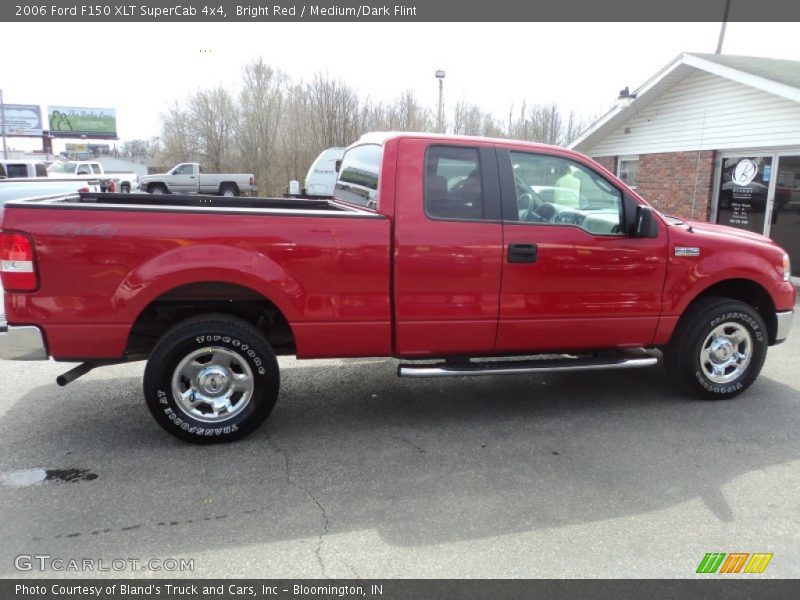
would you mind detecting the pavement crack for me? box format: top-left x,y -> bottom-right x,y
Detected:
267,436 -> 331,579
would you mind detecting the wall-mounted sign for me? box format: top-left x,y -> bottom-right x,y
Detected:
0,104 -> 43,136
47,106 -> 117,139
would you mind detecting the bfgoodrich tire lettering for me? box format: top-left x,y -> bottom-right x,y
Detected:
143,314 -> 279,443
664,297 -> 767,400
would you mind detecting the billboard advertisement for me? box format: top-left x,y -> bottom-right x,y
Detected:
47,106 -> 117,139
0,104 -> 43,136
65,143 -> 89,153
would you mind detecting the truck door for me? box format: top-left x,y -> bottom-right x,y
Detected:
393,138 -> 503,356
170,163 -> 198,193
495,147 -> 668,352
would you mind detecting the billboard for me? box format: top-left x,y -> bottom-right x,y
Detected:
65,143 -> 89,153
47,106 -> 117,139
0,104 -> 43,136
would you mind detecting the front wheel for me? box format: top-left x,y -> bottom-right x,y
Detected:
664,297 -> 767,400
143,314 -> 280,443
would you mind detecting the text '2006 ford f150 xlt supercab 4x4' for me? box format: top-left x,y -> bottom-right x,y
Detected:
0,133 -> 794,443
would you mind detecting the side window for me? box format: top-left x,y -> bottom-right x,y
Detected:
76,164 -> 92,175
509,151 -> 623,235
334,144 -> 381,209
424,146 -> 484,220
35,163 -> 48,177
90,163 -> 102,174
173,164 -> 189,175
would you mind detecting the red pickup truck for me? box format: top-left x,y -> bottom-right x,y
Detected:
0,133 -> 794,443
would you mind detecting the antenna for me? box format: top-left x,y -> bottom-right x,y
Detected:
715,0 -> 732,54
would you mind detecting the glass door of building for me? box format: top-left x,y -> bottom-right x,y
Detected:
768,156 -> 800,276
715,155 -> 774,235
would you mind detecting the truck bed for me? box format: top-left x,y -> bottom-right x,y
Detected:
5,192 -> 380,218
0,191 -> 391,361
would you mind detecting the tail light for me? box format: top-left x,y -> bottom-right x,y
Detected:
108,180 -> 116,192
0,232 -> 38,291
78,186 -> 90,193
249,176 -> 255,186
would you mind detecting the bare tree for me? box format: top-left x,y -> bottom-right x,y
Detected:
188,87 -> 237,172
159,103 -> 198,166
236,59 -> 287,195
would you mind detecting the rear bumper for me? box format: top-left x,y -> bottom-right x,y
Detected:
775,310 -> 794,344
0,323 -> 48,360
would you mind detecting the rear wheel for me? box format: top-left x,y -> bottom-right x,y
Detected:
664,297 -> 767,400
219,183 -> 239,197
143,314 -> 280,443
121,183 -> 130,193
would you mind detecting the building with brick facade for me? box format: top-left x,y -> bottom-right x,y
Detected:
570,53 -> 800,275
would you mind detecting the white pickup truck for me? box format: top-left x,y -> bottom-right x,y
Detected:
138,163 -> 257,196
47,161 -> 139,193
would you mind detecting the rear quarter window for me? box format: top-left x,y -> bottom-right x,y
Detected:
334,144 -> 381,209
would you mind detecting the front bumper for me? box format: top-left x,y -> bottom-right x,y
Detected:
775,310 -> 794,344
0,323 -> 48,360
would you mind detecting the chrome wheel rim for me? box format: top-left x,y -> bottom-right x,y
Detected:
171,346 -> 254,423
699,322 -> 752,384
222,189 -> 235,197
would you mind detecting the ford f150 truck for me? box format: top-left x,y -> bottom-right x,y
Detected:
138,163 -> 256,196
0,133 -> 794,443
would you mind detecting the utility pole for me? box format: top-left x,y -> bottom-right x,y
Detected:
715,0 -> 731,54
0,89 -> 8,159
435,69 -> 446,133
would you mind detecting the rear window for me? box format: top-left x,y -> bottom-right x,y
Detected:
35,163 -> 48,177
5,164 -> 29,178
334,144 -> 381,209
0,163 -> 6,178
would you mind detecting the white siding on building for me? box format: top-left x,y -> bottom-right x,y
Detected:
587,71 -> 800,157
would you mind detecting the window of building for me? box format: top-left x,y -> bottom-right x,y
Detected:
508,151 -> 623,235
424,146 -> 485,220
617,156 -> 639,188
334,144 -> 381,209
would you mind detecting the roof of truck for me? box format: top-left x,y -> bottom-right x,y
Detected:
353,131 -> 575,155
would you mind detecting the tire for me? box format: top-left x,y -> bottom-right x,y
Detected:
121,183 -> 130,194
149,184 -> 167,194
664,297 -> 767,400
143,313 -> 280,443
219,183 -> 238,197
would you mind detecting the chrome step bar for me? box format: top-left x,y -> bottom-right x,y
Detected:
398,353 -> 658,378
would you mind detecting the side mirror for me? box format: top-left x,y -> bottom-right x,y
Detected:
634,205 -> 658,238
335,160 -> 342,173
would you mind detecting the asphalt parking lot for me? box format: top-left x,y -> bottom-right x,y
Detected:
1,304 -> 798,579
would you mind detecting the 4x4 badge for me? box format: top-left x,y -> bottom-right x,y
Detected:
675,247 -> 700,257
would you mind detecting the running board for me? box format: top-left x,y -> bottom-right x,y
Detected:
397,353 -> 658,378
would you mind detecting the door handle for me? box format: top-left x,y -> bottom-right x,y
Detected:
508,243 -> 538,263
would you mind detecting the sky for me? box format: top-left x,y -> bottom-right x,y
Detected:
3,21 -> 800,152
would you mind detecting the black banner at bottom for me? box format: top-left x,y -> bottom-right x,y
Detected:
3,579 -> 800,600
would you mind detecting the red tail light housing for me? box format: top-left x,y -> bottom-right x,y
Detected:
249,176 -> 255,186
0,231 -> 38,291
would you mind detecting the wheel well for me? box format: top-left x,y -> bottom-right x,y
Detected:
219,181 -> 239,192
691,278 -> 777,343
126,282 -> 295,359
148,182 -> 167,193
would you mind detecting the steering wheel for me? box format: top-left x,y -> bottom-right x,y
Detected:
522,201 -> 557,223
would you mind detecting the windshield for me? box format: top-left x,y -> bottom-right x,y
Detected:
48,162 -> 77,174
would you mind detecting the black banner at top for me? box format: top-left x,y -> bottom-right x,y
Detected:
4,0 -> 800,22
